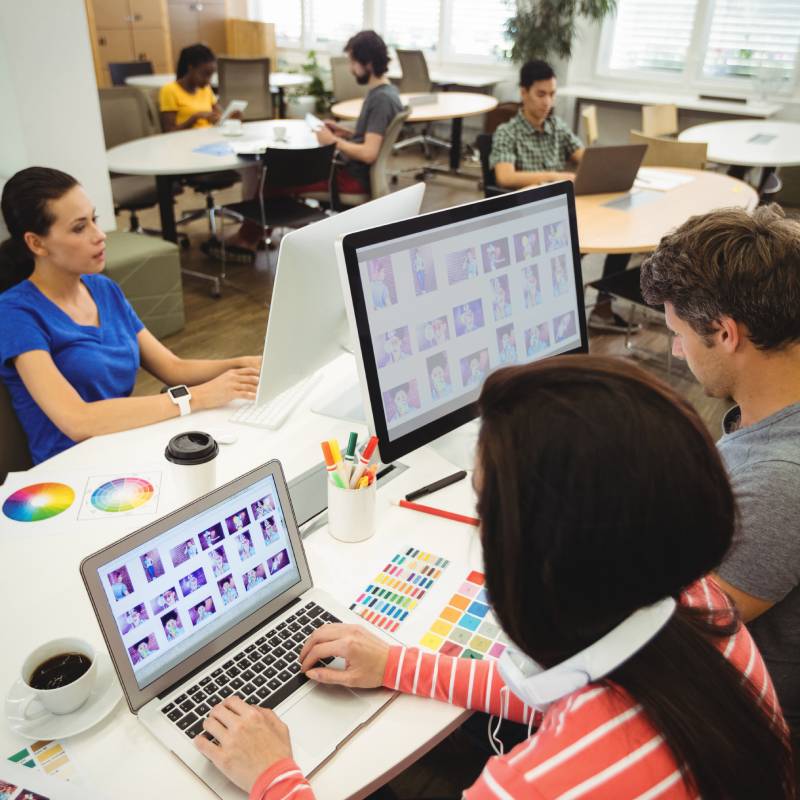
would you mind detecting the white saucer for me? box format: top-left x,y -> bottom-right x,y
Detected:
5,651 -> 123,740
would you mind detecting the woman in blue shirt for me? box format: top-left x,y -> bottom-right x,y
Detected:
0,167 -> 260,464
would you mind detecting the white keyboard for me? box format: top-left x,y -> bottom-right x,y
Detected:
229,373 -> 322,430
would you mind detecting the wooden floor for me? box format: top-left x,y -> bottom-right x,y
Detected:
129,148 -> 730,797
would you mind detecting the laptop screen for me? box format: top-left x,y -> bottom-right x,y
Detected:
95,473 -> 302,689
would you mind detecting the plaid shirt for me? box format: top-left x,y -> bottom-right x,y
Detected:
489,111 -> 583,172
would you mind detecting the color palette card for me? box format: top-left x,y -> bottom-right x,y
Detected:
2,483 -> 76,524
78,471 -> 162,520
0,757 -> 104,799
7,740 -> 77,781
351,547 -> 450,634
419,570 -> 511,660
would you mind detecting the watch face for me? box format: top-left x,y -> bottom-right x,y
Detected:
171,386 -> 189,399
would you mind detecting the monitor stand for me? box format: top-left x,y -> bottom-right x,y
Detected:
311,380 -> 365,424
428,419 -> 480,472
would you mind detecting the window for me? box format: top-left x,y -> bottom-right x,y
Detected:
384,1 -> 441,52
702,0 -> 800,85
250,0 -> 302,44
448,0 -> 510,61
607,0 -> 698,74
310,0 -> 364,46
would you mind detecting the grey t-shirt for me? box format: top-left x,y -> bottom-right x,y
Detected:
342,83 -> 403,186
717,401 -> 800,728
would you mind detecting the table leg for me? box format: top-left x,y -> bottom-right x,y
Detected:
277,88 -> 286,119
156,174 -> 177,243
573,98 -> 582,134
449,117 -> 463,171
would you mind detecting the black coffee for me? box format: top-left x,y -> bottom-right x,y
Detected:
30,653 -> 91,690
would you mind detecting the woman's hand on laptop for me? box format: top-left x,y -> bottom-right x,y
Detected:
195,695 -> 293,791
299,624 -> 389,688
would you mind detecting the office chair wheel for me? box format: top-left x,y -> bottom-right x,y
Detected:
179,235 -> 191,250
210,283 -> 222,299
390,174 -> 399,185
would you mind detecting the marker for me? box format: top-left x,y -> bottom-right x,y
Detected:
328,438 -> 351,486
405,470 -> 468,502
320,441 -> 346,490
349,435 -> 379,488
392,498 -> 479,527
366,463 -> 378,486
356,475 -> 369,490
343,431 -> 358,482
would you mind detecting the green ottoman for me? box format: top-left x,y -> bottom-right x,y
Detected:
104,232 -> 185,339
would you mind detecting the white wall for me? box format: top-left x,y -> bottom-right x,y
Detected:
0,0 -> 115,230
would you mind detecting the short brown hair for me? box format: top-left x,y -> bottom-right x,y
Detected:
640,204 -> 800,350
344,30 -> 389,77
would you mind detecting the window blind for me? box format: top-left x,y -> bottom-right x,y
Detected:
448,0 -> 510,60
311,0 -> 364,45
384,1 -> 441,51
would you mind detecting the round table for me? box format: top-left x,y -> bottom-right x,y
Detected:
107,119 -> 319,242
678,120 -> 800,168
331,91 -> 498,173
575,168 -> 758,254
126,72 -> 312,118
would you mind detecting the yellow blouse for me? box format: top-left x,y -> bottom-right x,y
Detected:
159,81 -> 216,128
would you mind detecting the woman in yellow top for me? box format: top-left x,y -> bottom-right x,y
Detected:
159,44 -> 221,131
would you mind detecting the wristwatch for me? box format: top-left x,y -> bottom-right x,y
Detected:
167,385 -> 192,416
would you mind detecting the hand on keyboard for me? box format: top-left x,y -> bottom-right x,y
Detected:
194,367 -> 259,410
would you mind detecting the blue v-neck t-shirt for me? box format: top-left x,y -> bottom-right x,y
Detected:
0,274 -> 144,464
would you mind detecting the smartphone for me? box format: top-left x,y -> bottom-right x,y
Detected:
218,99 -> 248,124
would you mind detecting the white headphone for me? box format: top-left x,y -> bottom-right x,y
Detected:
497,596 -> 676,714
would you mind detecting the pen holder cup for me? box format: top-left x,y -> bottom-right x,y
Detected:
327,480 -> 376,543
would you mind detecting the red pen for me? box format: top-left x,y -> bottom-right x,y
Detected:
393,498 -> 480,527
349,435 -> 378,488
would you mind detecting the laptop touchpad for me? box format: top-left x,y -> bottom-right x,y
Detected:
282,683 -> 371,760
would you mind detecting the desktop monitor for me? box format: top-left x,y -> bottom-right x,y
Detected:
255,183 -> 426,406
336,181 -> 587,464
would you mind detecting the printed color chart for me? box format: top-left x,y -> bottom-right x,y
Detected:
351,547 -> 449,633
419,570 -> 510,659
2,483 -> 75,523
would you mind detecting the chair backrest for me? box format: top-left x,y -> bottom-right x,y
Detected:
395,49 -> 432,93
262,143 -> 336,190
484,101 -> 520,134
98,87 -> 159,148
217,57 -> 273,121
630,130 -> 707,169
369,108 -> 412,199
641,103 -> 678,137
0,380 -> 32,483
330,55 -> 368,101
476,132 -> 502,197
581,104 -> 599,146
108,60 -> 154,87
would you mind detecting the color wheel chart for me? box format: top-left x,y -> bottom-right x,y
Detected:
2,483 -> 75,523
419,570 -> 510,660
78,471 -> 162,520
350,547 -> 450,633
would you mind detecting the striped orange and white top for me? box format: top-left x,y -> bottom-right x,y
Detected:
249,578 -> 784,800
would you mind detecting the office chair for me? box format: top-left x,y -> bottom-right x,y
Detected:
109,61 -> 154,87
484,101 -> 520,134
217,57 -> 273,121
641,104 -> 678,138
581,105 -> 599,146
330,56 -> 368,102
0,381 -> 32,483
629,130 -> 708,170
476,133 -> 508,198
393,49 -> 450,158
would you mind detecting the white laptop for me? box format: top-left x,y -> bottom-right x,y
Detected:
80,460 -> 394,798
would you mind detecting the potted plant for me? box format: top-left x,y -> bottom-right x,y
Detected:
286,50 -> 334,118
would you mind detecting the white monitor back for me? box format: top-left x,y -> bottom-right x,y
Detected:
256,184 -> 426,405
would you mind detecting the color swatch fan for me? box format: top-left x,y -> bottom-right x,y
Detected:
2,482 -> 75,523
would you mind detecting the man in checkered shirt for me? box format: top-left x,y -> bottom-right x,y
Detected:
490,60 -> 639,333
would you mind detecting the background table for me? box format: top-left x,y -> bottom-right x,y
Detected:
386,67 -> 500,91
126,72 -> 312,118
575,168 -> 758,254
331,92 -> 498,174
106,119 -> 320,242
0,354 -> 480,799
677,120 -> 800,168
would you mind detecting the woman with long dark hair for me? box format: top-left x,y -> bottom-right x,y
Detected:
0,167 -> 259,463
190,356 -> 793,799
159,44 -> 222,132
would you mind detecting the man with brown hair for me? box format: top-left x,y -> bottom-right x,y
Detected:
641,203 -> 800,750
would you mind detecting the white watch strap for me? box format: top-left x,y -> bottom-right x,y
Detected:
176,395 -> 191,416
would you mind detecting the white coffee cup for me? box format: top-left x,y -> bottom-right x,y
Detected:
273,125 -> 287,142
165,431 -> 219,504
327,480 -> 376,543
221,118 -> 243,137
21,638 -> 97,716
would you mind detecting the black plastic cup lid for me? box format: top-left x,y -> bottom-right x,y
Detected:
165,431 -> 219,466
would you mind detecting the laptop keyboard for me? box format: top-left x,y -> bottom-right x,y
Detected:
159,600 -> 340,740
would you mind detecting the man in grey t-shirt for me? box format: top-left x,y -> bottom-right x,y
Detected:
316,30 -> 402,192
640,205 -> 800,756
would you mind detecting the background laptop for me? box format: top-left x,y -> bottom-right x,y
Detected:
81,460 -> 394,799
572,144 -> 648,195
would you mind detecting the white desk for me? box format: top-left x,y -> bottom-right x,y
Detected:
0,354 -> 480,800
678,120 -> 800,168
560,84 -> 783,131
106,119 -> 319,242
386,67 -> 502,90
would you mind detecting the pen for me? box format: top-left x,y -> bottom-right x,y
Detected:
349,435 -> 379,488
392,498 -> 479,527
405,470 -> 467,502
320,441 -> 346,489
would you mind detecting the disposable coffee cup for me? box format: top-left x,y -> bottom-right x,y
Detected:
21,638 -> 97,717
221,118 -> 243,136
327,480 -> 376,543
273,125 -> 287,142
165,431 -> 219,503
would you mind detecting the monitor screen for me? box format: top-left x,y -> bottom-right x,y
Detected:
95,473 -> 302,689
338,183 -> 586,462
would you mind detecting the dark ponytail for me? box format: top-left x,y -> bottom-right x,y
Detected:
0,166 -> 78,293
477,355 -> 794,800
176,43 -> 215,79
